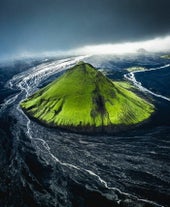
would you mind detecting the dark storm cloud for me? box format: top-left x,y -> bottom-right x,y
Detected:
0,0 -> 170,58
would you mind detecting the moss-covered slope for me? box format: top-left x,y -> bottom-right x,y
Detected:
161,54 -> 170,59
20,62 -> 154,131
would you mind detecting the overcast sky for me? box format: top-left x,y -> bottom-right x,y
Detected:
0,0 -> 170,59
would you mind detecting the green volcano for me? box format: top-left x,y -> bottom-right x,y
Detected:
20,62 -> 154,132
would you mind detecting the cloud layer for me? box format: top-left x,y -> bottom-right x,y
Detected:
0,0 -> 170,60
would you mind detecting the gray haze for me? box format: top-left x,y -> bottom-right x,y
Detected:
0,0 -> 170,59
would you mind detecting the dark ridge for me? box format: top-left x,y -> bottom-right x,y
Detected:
54,99 -> 64,115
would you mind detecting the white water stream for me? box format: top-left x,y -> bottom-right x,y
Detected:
124,64 -> 170,102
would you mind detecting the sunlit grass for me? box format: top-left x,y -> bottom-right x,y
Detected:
161,54 -> 170,59
126,66 -> 146,72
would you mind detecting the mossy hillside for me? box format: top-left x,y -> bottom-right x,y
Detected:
20,62 -> 154,128
126,66 -> 146,72
161,54 -> 170,59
